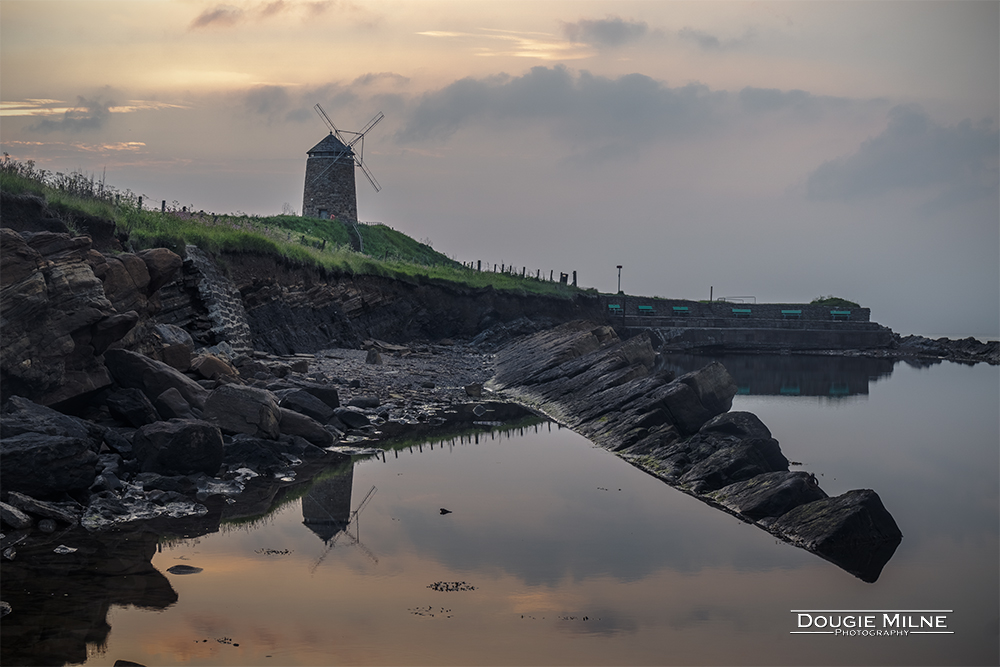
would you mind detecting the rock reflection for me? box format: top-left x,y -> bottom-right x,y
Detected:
0,530 -> 175,667
658,353 -> 896,397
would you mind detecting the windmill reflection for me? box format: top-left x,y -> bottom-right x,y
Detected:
302,467 -> 378,570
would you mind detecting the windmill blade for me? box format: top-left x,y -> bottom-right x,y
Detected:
314,103 -> 349,144
356,158 -> 381,192
346,112 -> 384,148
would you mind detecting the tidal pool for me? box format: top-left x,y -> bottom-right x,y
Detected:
11,356 -> 1000,666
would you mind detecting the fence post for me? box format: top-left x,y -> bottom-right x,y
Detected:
478,260 -> 481,272
550,270 -> 553,281
572,270 -> 577,287
138,197 -> 142,210
161,200 -> 166,213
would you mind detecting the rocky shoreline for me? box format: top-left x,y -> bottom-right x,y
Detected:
0,212 -> 985,652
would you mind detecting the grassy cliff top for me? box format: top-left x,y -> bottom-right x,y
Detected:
1,158 -> 591,299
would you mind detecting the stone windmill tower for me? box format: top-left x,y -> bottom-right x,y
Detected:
302,104 -> 383,220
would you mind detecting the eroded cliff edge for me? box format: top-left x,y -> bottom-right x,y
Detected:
490,321 -> 903,583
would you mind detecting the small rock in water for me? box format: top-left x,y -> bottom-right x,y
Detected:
53,544 -> 77,554
38,519 -> 57,533
439,508 -> 452,515
0,601 -> 11,617
166,564 -> 204,575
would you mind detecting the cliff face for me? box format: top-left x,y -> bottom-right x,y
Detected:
215,251 -> 603,354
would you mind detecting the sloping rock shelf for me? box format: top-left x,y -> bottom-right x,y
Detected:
490,321 -> 902,582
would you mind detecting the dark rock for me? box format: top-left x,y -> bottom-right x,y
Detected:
278,407 -> 334,446
289,358 -> 309,373
678,437 -> 788,493
148,324 -> 195,371
154,387 -> 197,420
298,382 -> 340,409
334,407 -> 371,429
104,349 -> 209,410
1,230 -> 134,405
99,253 -> 150,316
770,489 -> 903,583
347,395 -> 380,409
134,472 -> 198,495
0,432 -> 99,498
365,349 -> 383,364
280,389 -> 335,423
136,247 -> 183,294
106,388 -> 161,427
5,491 -> 82,525
711,471 -> 827,521
464,383 -> 483,398
132,419 -> 224,476
102,428 -> 134,458
166,565 -> 203,575
202,384 -> 280,438
223,435 -> 289,474
700,411 -> 772,440
420,381 -> 436,389
190,354 -> 239,381
38,519 -> 57,533
1,395 -> 105,451
0,502 -> 33,530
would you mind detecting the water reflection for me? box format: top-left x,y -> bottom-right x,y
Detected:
659,353 -> 896,397
0,531 -> 176,667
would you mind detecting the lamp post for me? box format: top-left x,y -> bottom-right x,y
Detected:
616,265 -> 623,295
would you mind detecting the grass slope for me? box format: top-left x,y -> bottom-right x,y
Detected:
0,159 -> 587,298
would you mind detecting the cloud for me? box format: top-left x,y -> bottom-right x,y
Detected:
352,72 -> 410,87
677,27 -> 753,51
242,85 -> 292,122
806,105 -> 999,204
28,95 -> 115,133
190,4 -> 245,29
560,16 -> 648,47
189,1 -> 361,29
738,87 -> 854,120
396,65 -> 723,157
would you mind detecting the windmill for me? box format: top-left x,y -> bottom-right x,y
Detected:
302,104 -> 383,221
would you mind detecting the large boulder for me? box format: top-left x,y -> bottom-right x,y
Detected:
0,432 -> 99,498
190,354 -> 239,381
678,437 -> 788,493
279,389 -> 335,423
278,407 -> 334,446
770,489 -> 903,583
105,388 -> 161,427
0,229 -> 136,405
298,382 -> 340,410
202,384 -> 280,438
1,395 -> 105,450
710,471 -> 827,521
148,324 -> 195,371
137,247 -> 183,294
99,253 -> 150,315
104,348 -> 209,410
132,419 -> 224,476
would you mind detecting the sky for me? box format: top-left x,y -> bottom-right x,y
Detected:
2,0 -> 998,337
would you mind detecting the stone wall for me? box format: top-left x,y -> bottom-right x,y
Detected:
302,156 -> 357,221
602,295 -> 872,323
152,246 -> 252,356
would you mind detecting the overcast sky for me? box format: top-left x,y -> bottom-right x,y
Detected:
2,1 -> 997,336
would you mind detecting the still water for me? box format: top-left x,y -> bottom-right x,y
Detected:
35,357 -> 1000,665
